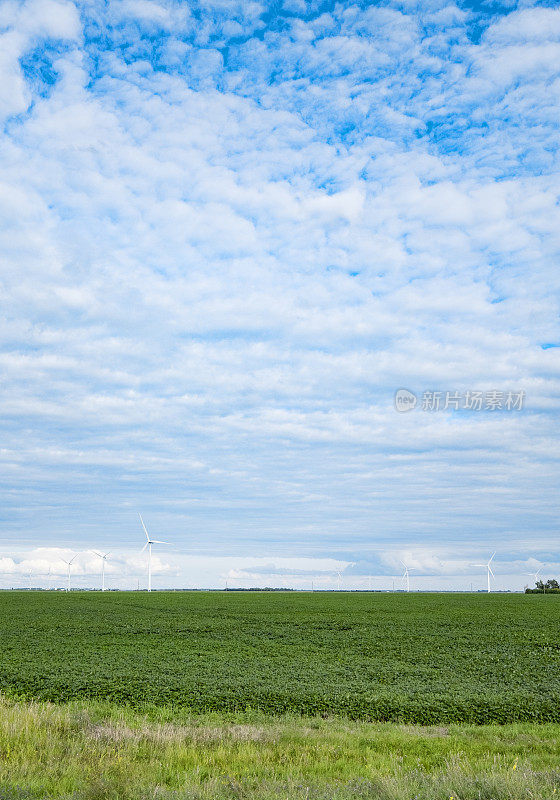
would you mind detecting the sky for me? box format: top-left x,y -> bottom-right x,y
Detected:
0,0 -> 559,591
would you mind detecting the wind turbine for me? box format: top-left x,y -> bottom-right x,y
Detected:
60,554 -> 79,592
400,561 -> 415,593
524,568 -> 541,592
46,566 -> 54,590
471,553 -> 495,593
336,571 -> 342,591
93,551 -> 111,591
139,514 -> 167,592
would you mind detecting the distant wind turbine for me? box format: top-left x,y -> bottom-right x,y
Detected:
400,561 -> 415,593
526,568 -> 541,582
139,514 -> 167,592
471,552 -> 495,593
525,568 -> 541,591
60,554 -> 79,592
93,551 -> 111,591
336,571 -> 342,591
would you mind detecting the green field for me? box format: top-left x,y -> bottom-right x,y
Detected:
1,591 -> 558,723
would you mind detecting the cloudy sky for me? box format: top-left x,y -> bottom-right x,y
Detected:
0,0 -> 559,590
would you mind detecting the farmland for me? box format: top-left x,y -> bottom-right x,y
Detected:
0,591 -> 558,723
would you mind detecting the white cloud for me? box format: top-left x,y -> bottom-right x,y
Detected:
483,7 -> 560,44
1,547 -> 556,591
0,0 -> 80,122
0,0 -> 558,580
19,0 -> 81,39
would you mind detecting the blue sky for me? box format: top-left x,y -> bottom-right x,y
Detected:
0,0 -> 559,590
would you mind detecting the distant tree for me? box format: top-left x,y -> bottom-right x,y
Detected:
528,578 -> 560,593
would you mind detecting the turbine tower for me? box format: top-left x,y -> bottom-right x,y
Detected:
93,551 -> 111,591
60,554 -> 79,593
471,552 -> 495,593
139,514 -> 167,592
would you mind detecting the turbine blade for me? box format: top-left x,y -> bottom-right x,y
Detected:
93,551 -> 103,559
489,552 -> 496,563
139,513 -> 150,541
140,542 -> 148,554
151,539 -> 167,544
489,566 -> 495,577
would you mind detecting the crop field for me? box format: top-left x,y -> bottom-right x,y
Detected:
0,591 -> 558,724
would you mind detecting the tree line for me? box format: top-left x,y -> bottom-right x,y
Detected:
525,578 -> 560,594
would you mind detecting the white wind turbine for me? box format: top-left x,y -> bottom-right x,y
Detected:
60,554 -> 79,592
93,551 -> 111,591
45,566 -> 54,590
524,568 -> 541,590
400,561 -> 415,593
471,552 -> 495,593
139,514 -> 167,592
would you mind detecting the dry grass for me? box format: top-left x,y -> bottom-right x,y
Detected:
396,725 -> 450,737
85,720 -> 276,744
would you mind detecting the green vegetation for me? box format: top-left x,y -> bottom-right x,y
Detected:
0,591 -> 559,723
526,578 -> 560,593
1,695 -> 560,799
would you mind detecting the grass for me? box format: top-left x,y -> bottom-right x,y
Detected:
0,591 -> 559,722
1,694 -> 560,799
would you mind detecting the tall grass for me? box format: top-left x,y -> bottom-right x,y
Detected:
1,695 -> 559,799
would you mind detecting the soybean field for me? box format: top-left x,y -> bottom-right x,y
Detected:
0,591 -> 558,724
